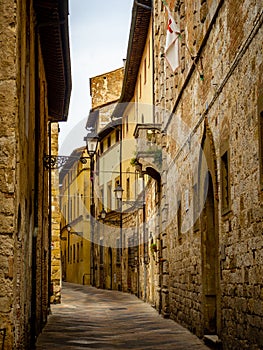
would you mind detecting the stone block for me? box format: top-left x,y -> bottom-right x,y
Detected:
0,0 -> 16,81
0,168 -> 14,194
0,296 -> 12,313
0,236 -> 13,256
0,214 -> 14,234
0,81 -> 17,136
0,196 -> 14,216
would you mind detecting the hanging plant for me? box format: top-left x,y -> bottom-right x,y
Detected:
150,243 -> 157,253
130,157 -> 139,166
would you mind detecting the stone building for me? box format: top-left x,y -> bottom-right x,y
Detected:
151,0 -> 263,349
50,123 -> 63,304
59,68 -> 125,289
0,0 -> 71,348
87,68 -> 125,290
89,0 -> 262,349
111,0 -> 161,302
60,147 -> 94,285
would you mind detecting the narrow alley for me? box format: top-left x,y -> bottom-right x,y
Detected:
35,283 -> 210,350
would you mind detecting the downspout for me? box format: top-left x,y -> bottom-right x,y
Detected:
31,27 -> 39,348
120,123 -> 123,290
48,121 -> 53,308
67,174 -> 70,266
142,174 -> 147,301
90,155 -> 95,286
151,0 -> 155,124
157,178 -> 162,314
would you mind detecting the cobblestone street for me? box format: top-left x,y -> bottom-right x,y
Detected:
35,283 -> 210,349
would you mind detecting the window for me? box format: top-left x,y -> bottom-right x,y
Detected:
100,240 -> 104,264
77,243 -> 79,263
116,129 -> 120,142
73,244 -> 76,263
193,183 -> 199,231
80,240 -> 83,262
221,150 -> 230,214
77,193 -> 79,218
128,237 -> 135,267
126,178 -> 130,200
107,181 -> 112,210
69,198 -> 72,222
100,141 -> 104,154
74,194 -> 76,219
139,74 -> 142,99
100,187 -> 104,212
115,179 -> 120,209
148,40 -> 151,67
177,198 -> 182,242
122,116 -> 128,137
116,238 -> 121,263
144,242 -> 149,264
107,136 -> 111,149
144,58 -> 147,84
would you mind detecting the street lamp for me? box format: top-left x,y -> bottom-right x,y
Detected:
85,130 -> 99,157
100,208 -> 107,220
67,225 -> 71,265
84,129 -> 99,286
114,184 -> 123,258
114,185 -> 124,200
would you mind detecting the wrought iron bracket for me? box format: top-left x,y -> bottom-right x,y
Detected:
43,155 -> 80,169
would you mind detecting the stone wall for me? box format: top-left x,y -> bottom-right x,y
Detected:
50,123 -> 62,303
153,0 -> 263,348
0,0 -> 50,348
0,0 -> 17,348
90,68 -> 124,110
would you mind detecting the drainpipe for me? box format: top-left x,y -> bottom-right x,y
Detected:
67,173 -> 70,266
48,121 -> 53,308
31,27 -> 40,347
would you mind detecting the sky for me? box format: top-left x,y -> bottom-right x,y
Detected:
59,0 -> 134,156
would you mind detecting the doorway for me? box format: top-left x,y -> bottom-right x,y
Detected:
199,124 -> 220,336
201,172 -> 217,334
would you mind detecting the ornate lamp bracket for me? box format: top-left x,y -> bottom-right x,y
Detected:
43,155 -> 73,169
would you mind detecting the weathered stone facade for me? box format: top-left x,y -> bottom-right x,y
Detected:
0,2 -> 48,347
90,68 -> 124,111
0,1 -> 71,348
90,0 -> 263,349
56,0 -> 262,348
90,68 -> 125,291
50,123 -> 62,304
152,0 -> 263,348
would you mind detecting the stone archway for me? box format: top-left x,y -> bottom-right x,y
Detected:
199,122 -> 220,336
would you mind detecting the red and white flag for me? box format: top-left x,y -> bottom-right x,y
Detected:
164,6 -> 180,72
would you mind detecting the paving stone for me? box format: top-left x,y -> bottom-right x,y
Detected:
35,282 -> 210,349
